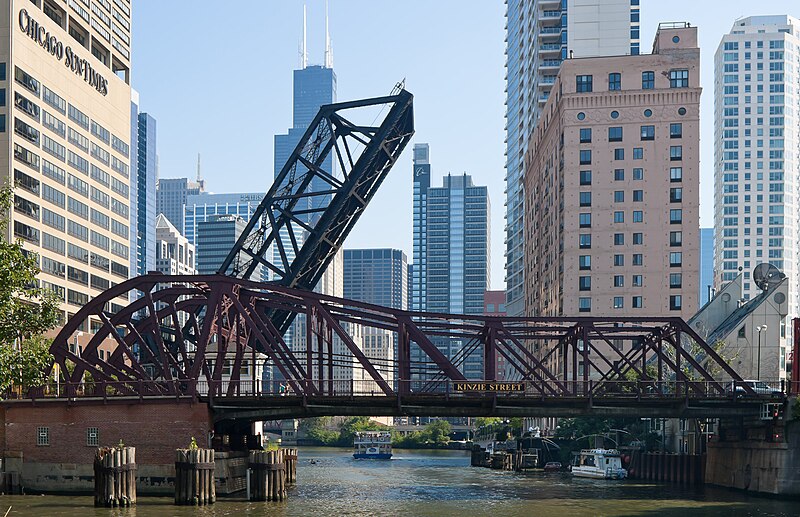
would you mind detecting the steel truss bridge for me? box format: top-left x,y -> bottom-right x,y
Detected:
36,87 -> 782,421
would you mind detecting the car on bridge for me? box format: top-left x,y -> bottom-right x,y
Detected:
726,380 -> 783,396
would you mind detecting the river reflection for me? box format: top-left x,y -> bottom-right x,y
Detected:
1,447 -> 796,516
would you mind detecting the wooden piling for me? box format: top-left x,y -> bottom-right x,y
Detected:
174,448 -> 215,505
284,448 -> 298,484
94,446 -> 136,507
249,449 -> 287,501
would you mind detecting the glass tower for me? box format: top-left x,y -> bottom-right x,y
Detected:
412,170 -> 490,379
134,111 -> 157,278
344,249 -> 408,310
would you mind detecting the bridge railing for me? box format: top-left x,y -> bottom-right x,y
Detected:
2,378 -> 790,402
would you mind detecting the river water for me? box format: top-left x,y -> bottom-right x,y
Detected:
1,447 -> 796,516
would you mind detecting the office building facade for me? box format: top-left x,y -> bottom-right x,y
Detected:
344,248 -> 408,310
504,0 -> 640,317
184,191 -> 263,246
2,1 -> 133,325
195,214 -> 247,275
413,173 -> 490,379
155,213 -> 195,276
411,143 -> 430,312
132,105 -> 156,279
155,176 -> 204,235
525,23 -> 701,325
713,16 -> 800,319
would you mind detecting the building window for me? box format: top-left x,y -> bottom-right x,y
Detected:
632,254 -> 643,266
670,188 -> 683,202
614,297 -> 624,309
640,125 -> 655,140
614,275 -> 624,287
669,69 -> 689,88
670,273 -> 682,288
579,234 -> 591,249
670,123 -> 683,138
609,72 -> 621,91
580,128 -> 592,143
670,209 -> 682,224
642,71 -> 655,89
633,233 -> 643,245
632,296 -> 643,308
614,169 -> 624,181
670,167 -> 683,182
633,148 -> 643,160
579,276 -> 591,291
614,254 -> 624,266
633,211 -> 643,223
580,150 -> 592,165
643,109 -> 652,117
610,110 -> 620,119
670,231 -> 683,247
579,192 -> 592,207
614,211 -> 624,223
633,190 -> 643,202
37,427 -> 49,446
614,191 -> 624,203
614,148 -> 624,160
670,252 -> 683,267
87,427 -> 99,447
608,127 -> 623,142
614,233 -> 624,245
579,170 -> 592,185
633,168 -> 643,180
579,213 -> 591,228
577,75 -> 593,93
579,297 -> 591,312
670,146 -> 683,161
632,275 -> 643,287
579,255 -> 591,270
670,295 -> 683,310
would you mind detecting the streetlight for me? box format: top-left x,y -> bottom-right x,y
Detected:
756,325 -> 767,380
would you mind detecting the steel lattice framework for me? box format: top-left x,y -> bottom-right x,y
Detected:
219,88 -> 414,335
48,274 -> 755,403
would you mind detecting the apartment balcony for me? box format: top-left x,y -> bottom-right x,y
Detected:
538,26 -> 563,40
538,0 -> 560,7
539,59 -> 561,71
539,43 -> 560,56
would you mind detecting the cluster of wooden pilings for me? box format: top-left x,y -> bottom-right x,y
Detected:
174,448 -> 216,505
470,446 -> 538,472
93,446 -> 137,507
248,448 -> 298,502
627,452 -> 705,485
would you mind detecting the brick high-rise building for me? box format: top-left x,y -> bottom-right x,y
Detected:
525,22 -> 701,324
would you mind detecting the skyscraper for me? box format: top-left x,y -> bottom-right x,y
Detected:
504,0 -> 640,317
411,143 -> 430,312
525,23 -> 701,322
4,2 -> 133,323
156,176 -> 205,235
155,214 -> 196,276
131,104 -> 157,279
184,192 -> 264,245
344,249 -> 408,310
713,16 -> 799,317
412,170 -> 490,379
700,228 -> 714,305
195,214 -> 247,275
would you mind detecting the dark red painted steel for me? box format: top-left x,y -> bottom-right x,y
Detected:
46,274 -> 758,402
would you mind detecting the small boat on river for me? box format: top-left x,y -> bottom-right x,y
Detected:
353,431 -> 393,459
571,449 -> 627,479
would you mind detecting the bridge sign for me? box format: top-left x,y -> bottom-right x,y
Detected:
453,382 -> 525,392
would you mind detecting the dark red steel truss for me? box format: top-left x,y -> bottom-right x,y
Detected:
46,274 -> 756,401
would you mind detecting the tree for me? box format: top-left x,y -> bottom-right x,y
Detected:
0,186 -> 61,394
426,419 -> 452,445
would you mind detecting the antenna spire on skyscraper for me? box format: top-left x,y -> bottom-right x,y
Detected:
301,4 -> 308,68
325,0 -> 333,68
196,153 -> 201,182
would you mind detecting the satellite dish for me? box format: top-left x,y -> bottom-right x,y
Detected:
752,263 -> 784,291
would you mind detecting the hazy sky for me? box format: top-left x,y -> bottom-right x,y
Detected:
132,0 -> 797,290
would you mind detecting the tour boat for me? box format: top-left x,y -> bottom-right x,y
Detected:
571,449 -> 627,479
353,431 -> 393,459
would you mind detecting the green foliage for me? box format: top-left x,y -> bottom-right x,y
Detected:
337,416 -> 387,447
425,419 -> 452,444
0,186 -> 61,395
392,420 -> 452,448
474,417 -> 501,428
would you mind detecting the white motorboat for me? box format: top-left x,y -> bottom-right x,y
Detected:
571,448 -> 627,479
